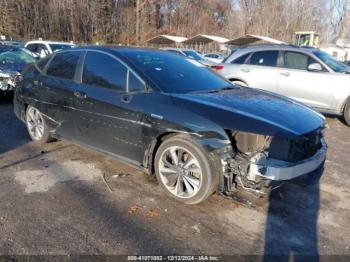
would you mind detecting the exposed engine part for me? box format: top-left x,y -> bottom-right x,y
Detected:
234,132 -> 269,154
219,128 -> 325,199
0,70 -> 20,92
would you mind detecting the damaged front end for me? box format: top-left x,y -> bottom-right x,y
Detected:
0,70 -> 21,95
217,128 -> 327,200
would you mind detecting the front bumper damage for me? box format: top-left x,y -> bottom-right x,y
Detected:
249,139 -> 327,181
0,70 -> 20,94
218,130 -> 327,201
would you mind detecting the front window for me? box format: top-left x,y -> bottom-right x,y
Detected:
183,50 -> 205,61
313,50 -> 350,73
0,48 -> 36,65
49,44 -> 75,53
284,51 -> 319,71
125,51 -> 233,93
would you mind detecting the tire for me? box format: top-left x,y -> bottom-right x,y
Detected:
154,135 -> 218,204
25,106 -> 52,143
344,102 -> 350,126
231,80 -> 247,87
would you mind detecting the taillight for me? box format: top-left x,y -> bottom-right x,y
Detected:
215,65 -> 224,70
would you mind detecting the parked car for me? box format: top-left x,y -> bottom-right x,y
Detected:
14,47 -> 326,204
25,40 -> 76,58
161,47 -> 217,67
0,41 -> 25,48
0,45 -> 36,96
215,44 -> 350,126
203,53 -> 225,63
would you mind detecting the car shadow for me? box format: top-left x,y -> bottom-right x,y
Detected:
0,97 -> 30,155
263,166 -> 323,261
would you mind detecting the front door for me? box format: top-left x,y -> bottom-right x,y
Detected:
73,51 -> 146,163
38,51 -> 82,139
277,51 -> 335,111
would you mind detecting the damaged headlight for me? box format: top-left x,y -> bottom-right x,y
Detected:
229,131 -> 270,155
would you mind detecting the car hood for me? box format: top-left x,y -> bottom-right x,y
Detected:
0,63 -> 29,75
171,87 -> 324,137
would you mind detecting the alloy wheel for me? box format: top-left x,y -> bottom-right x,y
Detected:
158,146 -> 202,198
27,107 -> 45,140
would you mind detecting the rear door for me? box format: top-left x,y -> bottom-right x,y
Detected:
39,51 -> 83,139
73,51 -> 147,163
240,50 -> 280,92
277,51 -> 335,110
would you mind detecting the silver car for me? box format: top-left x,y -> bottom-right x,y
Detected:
160,47 -> 217,67
216,45 -> 350,126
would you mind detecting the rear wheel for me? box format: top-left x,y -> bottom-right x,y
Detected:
26,106 -> 52,143
344,102 -> 350,126
154,135 -> 218,204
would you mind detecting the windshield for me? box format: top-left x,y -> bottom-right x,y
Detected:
125,51 -> 233,93
313,50 -> 350,73
183,50 -> 205,61
49,44 -> 75,52
0,48 -> 36,65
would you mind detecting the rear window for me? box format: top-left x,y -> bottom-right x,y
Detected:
46,52 -> 80,80
249,51 -> 278,67
232,53 -> 250,64
125,51 -> 232,93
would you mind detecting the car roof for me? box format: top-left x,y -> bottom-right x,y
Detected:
224,44 -> 319,62
232,44 -> 310,51
72,45 -> 168,52
160,47 -> 197,52
26,40 -> 75,45
0,45 -> 20,51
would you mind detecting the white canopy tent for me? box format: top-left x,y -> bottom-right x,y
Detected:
146,35 -> 187,46
182,34 -> 229,44
225,34 -> 287,46
182,34 -> 230,53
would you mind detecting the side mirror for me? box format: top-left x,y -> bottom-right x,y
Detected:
308,63 -> 323,72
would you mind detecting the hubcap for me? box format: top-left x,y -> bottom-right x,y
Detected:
27,108 -> 44,140
158,146 -> 202,198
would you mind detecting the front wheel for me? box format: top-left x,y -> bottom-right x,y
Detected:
26,106 -> 52,143
344,102 -> 350,126
154,135 -> 218,204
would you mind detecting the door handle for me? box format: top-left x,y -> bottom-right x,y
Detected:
121,94 -> 132,103
280,72 -> 290,77
241,68 -> 250,73
74,91 -> 87,99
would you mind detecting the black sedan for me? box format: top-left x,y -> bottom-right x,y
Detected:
14,47 -> 327,204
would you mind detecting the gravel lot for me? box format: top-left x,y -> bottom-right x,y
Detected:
0,98 -> 350,258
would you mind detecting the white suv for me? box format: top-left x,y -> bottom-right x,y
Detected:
25,40 -> 75,58
216,45 -> 350,126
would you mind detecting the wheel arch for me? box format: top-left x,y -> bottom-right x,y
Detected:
341,96 -> 350,113
143,130 -> 231,176
228,78 -> 248,86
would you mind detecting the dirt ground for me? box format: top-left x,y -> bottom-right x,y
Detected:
0,98 -> 349,259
